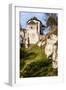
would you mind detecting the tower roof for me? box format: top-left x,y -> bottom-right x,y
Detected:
27,16 -> 42,24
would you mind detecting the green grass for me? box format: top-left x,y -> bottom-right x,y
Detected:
20,45 -> 58,78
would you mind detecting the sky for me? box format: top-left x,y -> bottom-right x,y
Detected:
19,12 -> 58,35
19,12 -> 48,28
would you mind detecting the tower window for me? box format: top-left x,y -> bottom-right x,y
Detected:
31,26 -> 33,29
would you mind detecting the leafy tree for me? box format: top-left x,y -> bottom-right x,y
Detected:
46,16 -> 57,27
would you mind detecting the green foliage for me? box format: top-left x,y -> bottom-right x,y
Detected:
20,45 -> 58,78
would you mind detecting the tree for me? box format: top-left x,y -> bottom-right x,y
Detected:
46,16 -> 57,27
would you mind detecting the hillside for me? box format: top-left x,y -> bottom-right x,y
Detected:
20,45 -> 58,78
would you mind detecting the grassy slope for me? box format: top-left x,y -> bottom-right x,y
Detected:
20,45 -> 58,78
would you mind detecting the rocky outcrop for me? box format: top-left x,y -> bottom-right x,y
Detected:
45,34 -> 58,69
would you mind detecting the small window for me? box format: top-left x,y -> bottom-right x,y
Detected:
31,26 -> 33,29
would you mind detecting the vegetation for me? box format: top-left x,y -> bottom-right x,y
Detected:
20,45 -> 58,78
46,13 -> 58,27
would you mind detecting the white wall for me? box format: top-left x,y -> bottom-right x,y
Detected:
0,0 -> 66,89
26,23 -> 39,44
